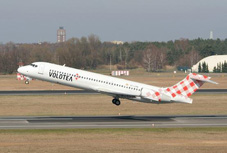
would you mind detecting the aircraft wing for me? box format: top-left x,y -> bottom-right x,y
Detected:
90,87 -> 138,98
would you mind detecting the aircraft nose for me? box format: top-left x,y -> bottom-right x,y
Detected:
17,66 -> 26,74
17,67 -> 21,73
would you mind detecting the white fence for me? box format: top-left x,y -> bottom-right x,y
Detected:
111,71 -> 129,76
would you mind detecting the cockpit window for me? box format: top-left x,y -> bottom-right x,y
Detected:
30,64 -> 38,67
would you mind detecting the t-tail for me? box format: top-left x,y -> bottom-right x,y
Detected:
163,73 -> 218,104
140,73 -> 217,104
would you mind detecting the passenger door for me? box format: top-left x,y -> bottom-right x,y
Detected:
38,64 -> 45,75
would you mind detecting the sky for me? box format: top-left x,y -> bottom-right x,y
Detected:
0,0 -> 227,43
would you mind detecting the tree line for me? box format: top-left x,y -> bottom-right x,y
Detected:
198,62 -> 209,73
198,61 -> 227,73
0,35 -> 227,74
213,61 -> 227,73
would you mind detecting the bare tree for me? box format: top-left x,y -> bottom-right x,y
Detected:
143,45 -> 161,72
143,47 -> 152,72
189,47 -> 200,67
143,45 -> 167,72
159,47 -> 167,69
177,47 -> 201,68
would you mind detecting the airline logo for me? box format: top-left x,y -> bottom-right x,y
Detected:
49,69 -> 73,82
75,73 -> 80,80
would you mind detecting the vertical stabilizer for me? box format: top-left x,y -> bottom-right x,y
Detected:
165,73 -> 217,98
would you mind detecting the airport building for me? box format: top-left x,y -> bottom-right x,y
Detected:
191,55 -> 227,72
57,27 -> 66,43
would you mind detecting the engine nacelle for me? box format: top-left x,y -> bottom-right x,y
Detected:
140,88 -> 172,102
140,87 -> 192,104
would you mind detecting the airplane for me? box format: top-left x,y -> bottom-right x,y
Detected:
17,62 -> 218,106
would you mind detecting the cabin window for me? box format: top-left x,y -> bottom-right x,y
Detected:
30,64 -> 38,67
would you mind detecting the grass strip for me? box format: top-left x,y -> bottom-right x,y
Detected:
0,127 -> 227,134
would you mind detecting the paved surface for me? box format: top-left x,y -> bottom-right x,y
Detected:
0,89 -> 226,95
0,115 -> 227,129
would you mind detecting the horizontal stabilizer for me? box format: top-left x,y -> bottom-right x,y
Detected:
190,73 -> 218,84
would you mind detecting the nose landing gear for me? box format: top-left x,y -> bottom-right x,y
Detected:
112,98 -> 121,106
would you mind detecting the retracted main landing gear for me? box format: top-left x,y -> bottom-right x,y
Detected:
112,98 -> 121,106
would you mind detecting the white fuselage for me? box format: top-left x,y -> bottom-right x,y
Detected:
18,62 -> 161,103
18,62 -> 216,105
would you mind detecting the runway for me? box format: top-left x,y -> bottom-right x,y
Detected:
0,89 -> 226,95
0,115 -> 227,129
